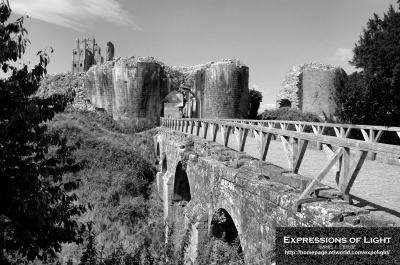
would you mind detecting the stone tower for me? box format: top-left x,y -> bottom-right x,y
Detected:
72,37 -> 104,73
276,62 -> 345,119
106,42 -> 115,61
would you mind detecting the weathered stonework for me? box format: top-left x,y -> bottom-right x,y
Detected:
84,56 -> 162,125
163,59 -> 249,119
106,41 -> 115,61
37,72 -> 95,111
83,57 -> 249,125
72,37 -> 105,73
277,62 -> 345,119
155,128 -> 397,264
69,36 -> 249,124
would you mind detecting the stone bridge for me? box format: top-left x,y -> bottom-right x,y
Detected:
154,118 -> 400,264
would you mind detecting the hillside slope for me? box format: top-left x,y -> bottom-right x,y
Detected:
46,108 -> 163,263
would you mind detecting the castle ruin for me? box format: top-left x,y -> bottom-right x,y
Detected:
83,57 -> 249,125
70,37 -> 249,125
72,37 -> 114,73
276,62 -> 345,120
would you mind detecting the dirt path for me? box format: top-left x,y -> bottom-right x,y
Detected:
203,129 -> 400,224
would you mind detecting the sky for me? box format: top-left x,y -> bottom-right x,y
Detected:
5,0 -> 400,110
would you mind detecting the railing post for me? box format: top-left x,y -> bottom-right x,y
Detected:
201,122 -> 209,139
235,127 -> 248,152
221,125 -> 231,147
189,120 -> 194,134
312,125 -> 325,150
281,136 -> 298,172
259,132 -> 273,161
339,147 -> 350,194
253,130 -> 260,147
342,150 -> 368,202
195,121 -> 201,136
184,120 -> 189,133
361,129 -> 383,161
210,123 -> 219,142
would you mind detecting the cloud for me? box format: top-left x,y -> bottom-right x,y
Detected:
333,48 -> 353,62
11,0 -> 140,32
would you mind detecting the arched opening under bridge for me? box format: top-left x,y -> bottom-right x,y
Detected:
173,162 -> 191,207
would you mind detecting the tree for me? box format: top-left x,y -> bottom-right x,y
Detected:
79,225 -> 98,265
336,2 -> 400,126
248,88 -> 262,119
0,1 -> 87,262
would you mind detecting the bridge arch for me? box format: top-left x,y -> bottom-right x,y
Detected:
173,162 -> 191,207
162,156 -> 167,173
211,198 -> 247,262
190,207 -> 243,263
211,208 -> 241,245
156,142 -> 160,158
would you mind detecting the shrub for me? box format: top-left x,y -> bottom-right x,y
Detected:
259,107 -> 323,132
259,107 -> 322,123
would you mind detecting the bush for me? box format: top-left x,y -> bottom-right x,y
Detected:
259,107 -> 323,123
259,107 -> 323,124
258,107 -> 323,133
65,108 -> 157,134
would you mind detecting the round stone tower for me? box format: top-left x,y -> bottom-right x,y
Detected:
84,57 -> 163,125
203,60 -> 249,119
112,58 -> 162,124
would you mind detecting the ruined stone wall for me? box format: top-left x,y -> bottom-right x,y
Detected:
277,62 -> 343,119
84,67 -> 114,113
162,60 -> 248,119
302,67 -> 338,118
84,57 -> 162,124
37,72 -> 95,111
106,41 -> 114,61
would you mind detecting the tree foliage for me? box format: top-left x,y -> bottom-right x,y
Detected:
335,2 -> 400,126
0,1 -> 87,262
248,88 -> 263,119
79,225 -> 98,265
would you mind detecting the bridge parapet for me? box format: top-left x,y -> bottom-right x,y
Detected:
161,118 -> 400,207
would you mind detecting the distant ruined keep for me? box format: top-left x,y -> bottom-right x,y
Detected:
72,37 -> 114,73
71,38 -> 249,125
276,62 -> 345,120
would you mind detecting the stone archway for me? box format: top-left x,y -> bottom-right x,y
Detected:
179,85 -> 202,118
211,208 -> 242,247
173,162 -> 191,207
156,142 -> 160,157
162,156 -> 167,174
191,208 -> 244,263
279,99 -> 291,108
